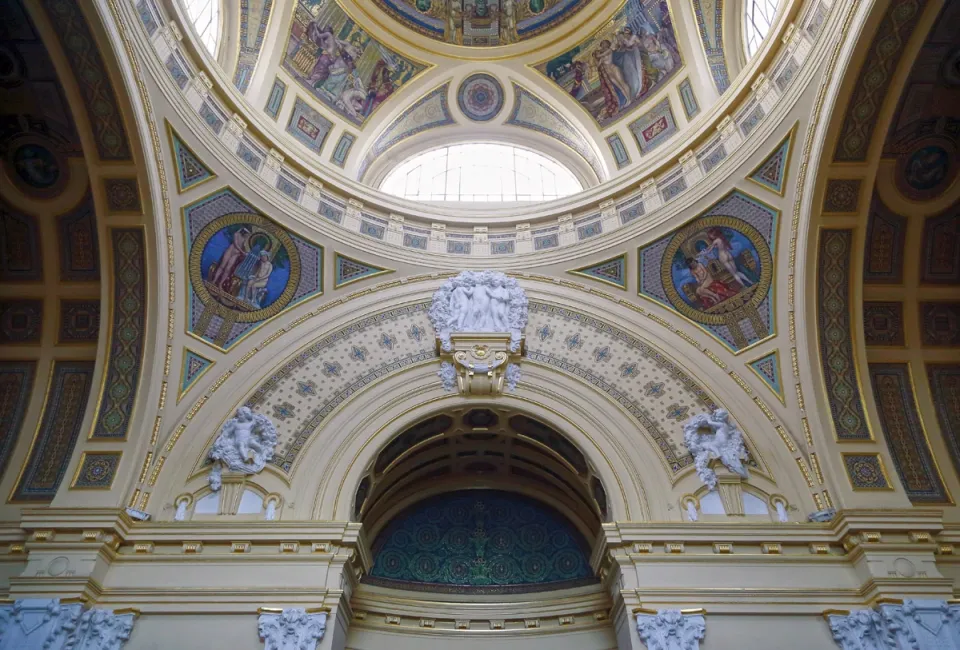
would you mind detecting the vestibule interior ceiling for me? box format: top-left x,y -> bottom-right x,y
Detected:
1,0 -> 960,647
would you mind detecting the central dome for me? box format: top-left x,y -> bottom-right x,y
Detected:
372,0 -> 594,47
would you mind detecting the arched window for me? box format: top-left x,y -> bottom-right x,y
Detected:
182,0 -> 221,55
743,0 -> 782,58
379,143 -> 583,202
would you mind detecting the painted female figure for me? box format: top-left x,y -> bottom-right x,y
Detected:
705,228 -> 753,287
615,27 -> 649,99
593,40 -> 630,118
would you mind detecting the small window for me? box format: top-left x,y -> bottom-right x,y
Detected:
193,491 -> 220,514
744,0 -> 782,58
182,0 -> 220,55
699,490 -> 726,514
379,143 -> 583,202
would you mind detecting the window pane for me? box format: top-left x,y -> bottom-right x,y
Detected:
380,144 -> 582,202
182,0 -> 220,55
744,0 -> 782,57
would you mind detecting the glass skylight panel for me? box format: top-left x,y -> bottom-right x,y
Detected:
183,0 -> 220,55
380,144 -> 582,202
744,0 -> 782,57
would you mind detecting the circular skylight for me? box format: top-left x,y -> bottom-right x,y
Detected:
379,143 -> 583,202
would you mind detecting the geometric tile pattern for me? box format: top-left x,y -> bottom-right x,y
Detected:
39,0 -> 131,160
0,361 -> 36,481
747,350 -> 784,404
179,348 -> 214,403
244,301 -> 731,476
822,179 -> 861,214
0,201 -> 41,281
863,193 -> 906,284
103,178 -> 141,214
568,254 -> 627,290
869,363 -> 948,502
12,360 -> 95,502
232,0 -> 274,93
333,253 -> 392,289
169,124 -> 215,192
90,229 -> 145,439
921,210 -> 960,284
863,301 -> 904,346
749,129 -> 793,195
833,0 -> 926,162
842,453 -> 892,490
0,300 -> 43,343
927,364 -> 960,481
71,451 -> 121,489
58,194 -> 100,282
818,230 -> 871,440
58,300 -> 101,343
920,302 -> 960,346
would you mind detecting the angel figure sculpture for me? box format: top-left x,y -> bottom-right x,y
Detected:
208,406 -> 279,491
682,409 -> 749,490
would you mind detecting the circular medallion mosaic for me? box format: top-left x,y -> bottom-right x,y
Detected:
896,137 -> 958,201
188,213 -> 301,323
3,136 -> 69,199
457,73 -> 504,122
660,216 -> 773,326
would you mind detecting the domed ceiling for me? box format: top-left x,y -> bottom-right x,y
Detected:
373,0 -> 593,47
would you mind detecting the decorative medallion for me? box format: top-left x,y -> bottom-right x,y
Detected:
822,179 -> 862,214
334,252 -> 393,289
747,350 -> 784,404
535,0 -> 680,127
71,451 -> 121,489
168,124 -> 215,192
59,300 -> 101,343
184,190 -> 323,350
103,178 -> 141,214
920,302 -> 960,346
748,126 -> 795,196
179,348 -> 215,402
568,254 -> 627,290
842,453 -> 892,490
896,138 -> 958,201
629,98 -> 678,154
863,301 -> 904,346
457,73 -> 504,122
3,136 -> 69,199
0,299 -> 42,343
639,191 -> 778,353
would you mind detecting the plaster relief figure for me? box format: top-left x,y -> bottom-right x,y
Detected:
208,406 -> 278,491
682,409 -> 749,490
429,270 -> 528,352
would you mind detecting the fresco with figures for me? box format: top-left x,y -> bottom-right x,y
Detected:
373,0 -> 592,46
639,192 -> 777,352
282,0 -> 427,126
535,0 -> 680,127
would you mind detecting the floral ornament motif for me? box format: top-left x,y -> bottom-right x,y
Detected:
505,363 -> 521,392
258,608 -> 327,650
208,407 -> 278,491
636,609 -> 706,650
457,73 -> 505,122
682,409 -> 749,490
439,361 -> 457,392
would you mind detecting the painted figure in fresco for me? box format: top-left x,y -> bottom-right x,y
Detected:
643,31 -> 676,83
686,257 -> 737,308
593,40 -> 630,117
339,75 -> 368,120
705,227 -> 753,287
212,227 -> 251,289
614,27 -> 650,99
569,61 -> 587,100
305,22 -> 362,94
363,60 -> 396,116
243,251 -> 274,307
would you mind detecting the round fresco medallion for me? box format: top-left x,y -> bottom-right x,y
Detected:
457,73 -> 504,122
660,216 -> 773,326
3,136 -> 69,199
896,137 -> 958,201
0,44 -> 26,88
188,213 -> 301,323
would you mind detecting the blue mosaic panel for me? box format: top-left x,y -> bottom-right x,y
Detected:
679,78 -> 700,118
606,133 -> 631,169
169,125 -> 215,192
369,490 -> 594,592
0,361 -> 36,481
71,451 -> 121,489
264,78 -> 287,119
330,132 -> 355,167
748,351 -> 784,403
570,255 -> 627,290
334,253 -> 391,288
179,348 -> 214,402
749,130 -> 793,195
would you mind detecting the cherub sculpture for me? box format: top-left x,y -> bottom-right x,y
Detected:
208,407 -> 278,491
682,409 -> 749,490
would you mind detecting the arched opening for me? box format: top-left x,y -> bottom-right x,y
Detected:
743,0 -> 783,58
379,143 -> 584,202
354,407 -> 607,593
181,0 -> 221,55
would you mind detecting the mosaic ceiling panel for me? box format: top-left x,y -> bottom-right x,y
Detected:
373,0 -> 592,47
535,0 -> 681,127
282,0 -> 428,127
242,300 -> 751,477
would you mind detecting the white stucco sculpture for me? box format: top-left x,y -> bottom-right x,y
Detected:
682,409 -> 749,490
208,406 -> 278,491
258,608 -> 327,650
636,609 -> 706,650
428,270 -> 528,352
0,598 -> 136,650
